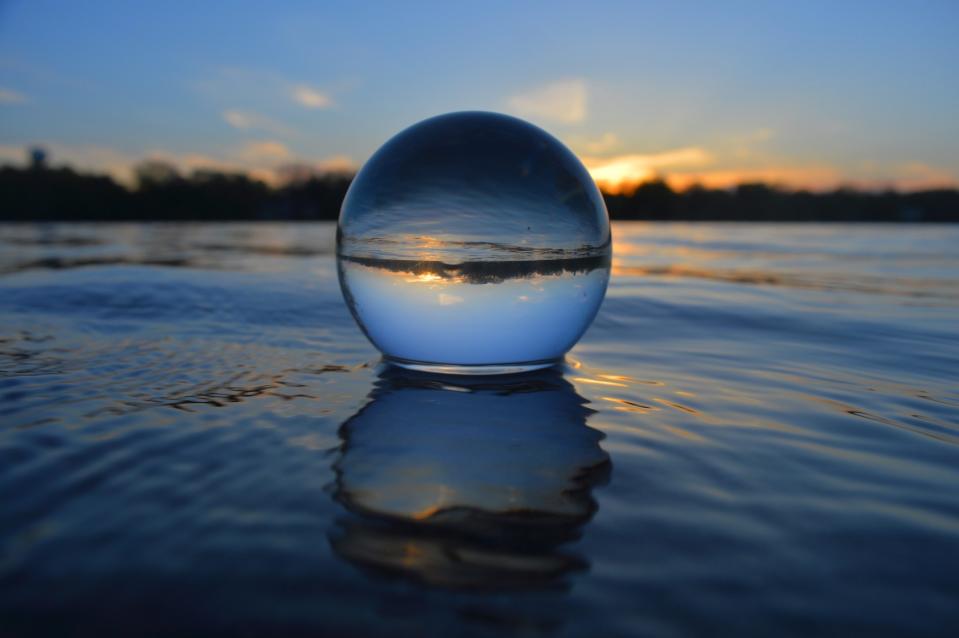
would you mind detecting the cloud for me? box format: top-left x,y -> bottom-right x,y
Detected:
199,68 -> 338,107
0,88 -> 28,104
316,154 -> 356,173
291,84 -> 332,109
238,140 -> 292,163
582,147 -> 713,194
885,162 -> 957,191
572,132 -> 621,155
222,109 -> 292,136
222,110 -> 255,129
508,79 -> 587,124
729,128 -> 774,159
747,128 -> 774,143
438,293 -> 464,306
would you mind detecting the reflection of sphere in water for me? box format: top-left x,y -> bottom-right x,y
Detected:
337,112 -> 611,374
335,371 -> 609,523
330,368 -> 610,590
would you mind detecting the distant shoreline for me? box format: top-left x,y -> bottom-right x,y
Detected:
3,164 -> 958,223
4,220 -> 957,225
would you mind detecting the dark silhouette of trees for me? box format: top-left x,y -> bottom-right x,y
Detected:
1,150 -> 958,222
266,172 -> 352,221
131,161 -> 272,220
603,178 -> 959,222
0,164 -> 131,221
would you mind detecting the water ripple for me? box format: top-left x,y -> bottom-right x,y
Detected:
1,222 -> 958,636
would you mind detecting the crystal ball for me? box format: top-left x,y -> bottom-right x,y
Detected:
337,111 -> 611,374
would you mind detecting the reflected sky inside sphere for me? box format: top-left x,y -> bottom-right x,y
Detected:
338,112 -> 609,257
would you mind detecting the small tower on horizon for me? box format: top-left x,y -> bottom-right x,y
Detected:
28,146 -> 48,170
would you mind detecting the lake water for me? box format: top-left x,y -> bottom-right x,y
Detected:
1,222 -> 957,636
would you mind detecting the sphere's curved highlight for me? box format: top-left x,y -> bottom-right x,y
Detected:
337,111 -> 611,373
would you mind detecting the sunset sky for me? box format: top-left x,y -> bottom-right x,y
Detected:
1,1 -> 957,192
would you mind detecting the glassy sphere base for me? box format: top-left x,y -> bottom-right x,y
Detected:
385,356 -> 560,376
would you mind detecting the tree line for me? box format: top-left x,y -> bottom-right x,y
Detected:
2,158 -> 957,222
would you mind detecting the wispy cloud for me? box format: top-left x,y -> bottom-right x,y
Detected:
316,154 -> 355,172
291,84 -> 332,109
883,162 -> 957,191
438,293 -> 464,306
199,69 -> 337,125
729,128 -> 775,159
572,132 -> 621,155
222,109 -> 292,136
0,88 -> 28,104
508,79 -> 587,124
222,110 -> 254,129
238,140 -> 292,162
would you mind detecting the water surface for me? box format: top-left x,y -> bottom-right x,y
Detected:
1,222 -> 957,636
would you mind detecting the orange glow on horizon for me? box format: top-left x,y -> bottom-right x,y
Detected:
585,155 -> 959,194
405,273 -> 444,284
582,148 -> 711,195
587,164 -> 847,194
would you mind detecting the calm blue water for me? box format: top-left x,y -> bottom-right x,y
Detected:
1,222 -> 957,637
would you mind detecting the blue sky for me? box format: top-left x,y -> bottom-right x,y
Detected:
1,0 -> 957,190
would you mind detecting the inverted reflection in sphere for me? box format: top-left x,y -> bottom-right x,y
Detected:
337,111 -> 611,374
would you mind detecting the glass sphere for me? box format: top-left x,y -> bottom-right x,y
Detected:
337,111 -> 611,374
